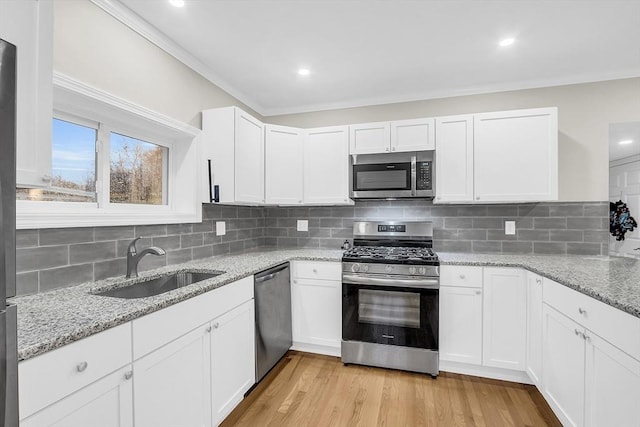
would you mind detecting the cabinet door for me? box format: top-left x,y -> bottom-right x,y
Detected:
291,277 -> 342,349
542,305 -> 585,427
265,124 -> 303,205
584,331 -> 640,427
439,286 -> 483,365
482,268 -> 526,370
21,367 -> 133,427
303,126 -> 350,204
391,118 -> 435,152
349,122 -> 390,154
474,107 -> 558,202
0,0 -> 53,187
133,325 -> 212,427
526,272 -> 544,388
211,300 -> 256,426
434,115 -> 474,203
234,108 -> 265,203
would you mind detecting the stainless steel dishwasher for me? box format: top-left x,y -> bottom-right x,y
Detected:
254,262 -> 292,382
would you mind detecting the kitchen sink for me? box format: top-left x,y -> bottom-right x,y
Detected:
95,271 -> 224,299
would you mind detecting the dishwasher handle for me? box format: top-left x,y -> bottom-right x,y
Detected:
255,262 -> 289,283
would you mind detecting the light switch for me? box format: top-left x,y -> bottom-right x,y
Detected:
505,220 -> 516,235
297,220 -> 309,232
216,221 -> 226,236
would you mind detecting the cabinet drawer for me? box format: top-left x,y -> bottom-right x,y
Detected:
132,276 -> 253,359
293,261 -> 341,281
440,266 -> 483,287
19,322 -> 132,419
543,278 -> 640,359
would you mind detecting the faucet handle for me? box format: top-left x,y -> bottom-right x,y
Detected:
128,237 -> 142,254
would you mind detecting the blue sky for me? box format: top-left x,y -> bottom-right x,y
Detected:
52,118 -> 96,185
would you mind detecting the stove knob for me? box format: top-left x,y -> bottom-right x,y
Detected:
362,264 -> 369,273
409,266 -> 417,275
385,265 -> 393,273
418,267 -> 427,275
352,263 -> 361,273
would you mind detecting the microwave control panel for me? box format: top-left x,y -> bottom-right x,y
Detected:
416,161 -> 432,190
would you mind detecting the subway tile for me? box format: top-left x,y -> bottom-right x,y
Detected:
487,230 -> 516,241
566,243 -> 602,256
486,205 -> 518,217
288,229 -> 308,237
193,220 -> 214,233
518,204 -> 549,217
134,224 -> 168,238
298,238 -> 320,248
534,218 -> 567,229
319,238 -> 344,249
203,205 -> 223,219
40,264 -> 93,292
266,227 -> 288,237
309,228 -> 331,238
288,207 -> 310,217
583,203 -> 608,217
193,245 -> 214,260
444,218 -> 473,229
533,242 -> 566,254
166,248 -> 193,265
167,223 -> 193,235
221,206 -> 238,218
245,239 -> 261,249
237,207 -> 255,218
181,233 -> 204,248
549,230 -> 583,242
354,207 -> 378,219
472,217 -> 503,229
212,243 -> 231,255
40,228 -> 94,246
331,228 -> 353,238
16,246 -> 68,272
341,218 -> 355,228
152,235 -> 182,250
309,207 -> 332,217
583,230 -> 610,243
436,240 -> 472,253
472,241 -> 502,253
403,206 -> 431,218
517,230 -> 550,241
277,218 -> 296,228
94,259 -> 125,281
320,218 -> 343,228
203,232 -> 223,245
16,230 -> 39,248
377,207 -> 405,219
331,207 -> 354,218
549,204 -> 583,217
502,241 -> 533,254
94,226 -> 135,242
229,241 -> 245,253
430,206 -> 457,217
251,228 -> 265,238
16,272 -> 38,296
137,253 -> 167,272
434,229 -> 458,240
567,217 -> 604,230
457,229 -> 487,241
236,229 -> 253,240
263,237 -> 278,247
515,217 -> 534,229
277,237 -> 298,247
221,231 -> 239,243
456,206 -> 487,217
70,241 -> 117,264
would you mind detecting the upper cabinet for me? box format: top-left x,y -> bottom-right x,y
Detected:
350,118 -> 435,154
303,126 -> 350,204
435,107 -> 558,204
0,0 -> 53,187
202,107 -> 265,204
265,124 -> 303,205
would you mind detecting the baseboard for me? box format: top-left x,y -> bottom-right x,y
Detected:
440,360 -> 534,385
291,342 -> 341,357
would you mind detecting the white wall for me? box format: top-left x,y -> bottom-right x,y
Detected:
268,78 -> 640,202
53,0 -> 261,128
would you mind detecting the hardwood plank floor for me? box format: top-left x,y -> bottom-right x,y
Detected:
221,351 -> 562,427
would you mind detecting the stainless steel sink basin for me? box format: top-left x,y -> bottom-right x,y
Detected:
95,271 -> 224,299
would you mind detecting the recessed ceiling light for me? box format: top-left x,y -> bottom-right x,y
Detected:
169,0 -> 185,7
619,139 -> 634,145
499,37 -> 516,47
297,68 -> 310,76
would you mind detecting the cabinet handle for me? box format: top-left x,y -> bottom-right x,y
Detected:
76,361 -> 88,373
391,147 -> 396,151
213,322 -> 220,329
313,269 -> 318,273
293,279 -> 297,284
206,325 -> 212,333
124,371 -> 133,380
475,197 -> 480,200
459,274 -> 466,279
583,333 -> 591,342
536,278 -> 542,285
574,329 -> 584,339
475,290 -> 481,295
578,307 -> 587,315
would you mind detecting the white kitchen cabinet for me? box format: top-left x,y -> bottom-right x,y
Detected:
133,324 -> 213,427
474,107 -> 558,202
291,261 -> 342,356
439,286 -> 483,365
20,366 -> 134,427
210,300 -> 256,426
349,121 -> 390,154
0,0 -> 53,187
482,268 -> 526,371
265,124 -> 303,205
391,118 -> 435,152
434,115 -> 474,203
202,106 -> 264,204
303,126 -> 351,205
526,271 -> 544,388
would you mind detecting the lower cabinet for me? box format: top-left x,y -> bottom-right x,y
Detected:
133,325 -> 213,427
526,271 -> 544,388
20,366 -> 134,427
439,285 -> 483,365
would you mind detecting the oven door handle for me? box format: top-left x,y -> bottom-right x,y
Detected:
342,273 -> 439,289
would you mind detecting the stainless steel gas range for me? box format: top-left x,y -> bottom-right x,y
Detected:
341,221 -> 439,376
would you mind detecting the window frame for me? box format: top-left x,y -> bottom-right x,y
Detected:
16,73 -> 202,229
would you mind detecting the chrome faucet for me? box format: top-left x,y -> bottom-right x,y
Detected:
126,237 -> 166,278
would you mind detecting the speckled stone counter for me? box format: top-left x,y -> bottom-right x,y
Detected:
11,248 -> 342,361
11,248 -> 640,362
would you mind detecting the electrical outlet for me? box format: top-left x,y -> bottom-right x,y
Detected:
505,220 -> 516,235
216,221 -> 226,236
297,220 -> 309,232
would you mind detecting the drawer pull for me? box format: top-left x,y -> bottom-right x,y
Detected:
206,325 -> 212,333
459,274 -> 466,279
475,290 -> 481,295
213,322 -> 220,329
574,329 -> 584,339
76,361 -> 88,373
536,278 -> 542,285
313,269 -> 318,273
578,307 -> 587,315
124,371 -> 133,380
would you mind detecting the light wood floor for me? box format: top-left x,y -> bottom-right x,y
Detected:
221,351 -> 561,427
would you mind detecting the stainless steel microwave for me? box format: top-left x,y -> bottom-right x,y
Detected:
350,151 -> 434,199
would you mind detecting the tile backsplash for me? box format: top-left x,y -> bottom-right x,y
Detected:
15,201 -> 608,296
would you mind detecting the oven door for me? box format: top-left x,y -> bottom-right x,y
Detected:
342,274 -> 438,350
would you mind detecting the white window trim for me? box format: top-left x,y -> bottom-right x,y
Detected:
17,72 -> 202,229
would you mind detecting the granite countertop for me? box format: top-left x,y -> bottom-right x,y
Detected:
11,248 -> 640,362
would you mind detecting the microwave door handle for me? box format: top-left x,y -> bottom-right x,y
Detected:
411,155 -> 417,196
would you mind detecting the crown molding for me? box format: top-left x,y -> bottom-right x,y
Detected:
90,0 -> 266,115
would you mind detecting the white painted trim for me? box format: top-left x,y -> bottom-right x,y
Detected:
89,0 -> 266,115
610,154 -> 640,168
439,360 -> 534,385
290,342 -> 341,358
53,72 -> 200,137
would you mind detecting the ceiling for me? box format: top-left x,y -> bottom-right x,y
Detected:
114,0 -> 640,116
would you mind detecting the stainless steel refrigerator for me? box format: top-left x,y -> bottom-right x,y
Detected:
0,38 -> 19,427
